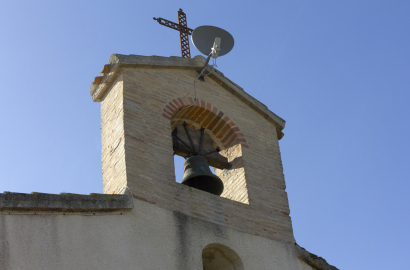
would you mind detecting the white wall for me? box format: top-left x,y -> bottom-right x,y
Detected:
0,198 -> 313,270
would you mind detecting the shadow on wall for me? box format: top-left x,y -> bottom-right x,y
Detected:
202,243 -> 244,270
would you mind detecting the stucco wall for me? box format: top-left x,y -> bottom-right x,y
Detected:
0,198 -> 312,270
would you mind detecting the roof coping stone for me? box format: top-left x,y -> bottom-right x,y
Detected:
0,191 -> 133,213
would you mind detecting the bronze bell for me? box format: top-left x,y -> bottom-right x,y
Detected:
181,155 -> 224,196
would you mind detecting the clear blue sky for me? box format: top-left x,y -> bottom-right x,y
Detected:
0,1 -> 409,269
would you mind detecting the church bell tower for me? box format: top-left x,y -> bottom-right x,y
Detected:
90,54 -> 337,270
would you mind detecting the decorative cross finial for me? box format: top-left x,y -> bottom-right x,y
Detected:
153,9 -> 193,58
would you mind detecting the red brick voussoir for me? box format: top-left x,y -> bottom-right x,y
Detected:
162,98 -> 249,150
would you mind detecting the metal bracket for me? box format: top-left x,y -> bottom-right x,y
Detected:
197,52 -> 213,82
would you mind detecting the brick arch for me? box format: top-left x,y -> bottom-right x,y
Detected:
162,97 -> 249,149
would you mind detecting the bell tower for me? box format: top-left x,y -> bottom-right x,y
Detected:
90,54 -> 337,269
91,53 -> 292,241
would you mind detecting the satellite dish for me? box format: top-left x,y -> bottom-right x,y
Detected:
191,26 -> 234,57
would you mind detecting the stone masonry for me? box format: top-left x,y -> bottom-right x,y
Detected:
91,54 -> 294,243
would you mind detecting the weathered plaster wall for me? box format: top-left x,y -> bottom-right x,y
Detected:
0,198 -> 313,270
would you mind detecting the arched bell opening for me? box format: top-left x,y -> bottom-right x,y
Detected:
164,99 -> 250,203
202,243 -> 244,270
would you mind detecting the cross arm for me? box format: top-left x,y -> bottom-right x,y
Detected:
153,17 -> 193,35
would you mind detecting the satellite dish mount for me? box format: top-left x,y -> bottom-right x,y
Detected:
191,26 -> 234,81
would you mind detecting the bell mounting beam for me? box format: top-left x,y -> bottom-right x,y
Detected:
198,127 -> 205,155
153,9 -> 193,58
172,124 -> 229,169
183,122 -> 197,155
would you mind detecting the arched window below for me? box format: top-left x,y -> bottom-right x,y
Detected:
202,243 -> 244,270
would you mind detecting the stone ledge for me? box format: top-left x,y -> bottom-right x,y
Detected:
0,192 -> 133,213
295,244 -> 339,270
89,54 -> 286,138
90,54 -> 206,103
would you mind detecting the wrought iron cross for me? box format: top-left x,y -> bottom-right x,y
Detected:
153,9 -> 193,58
